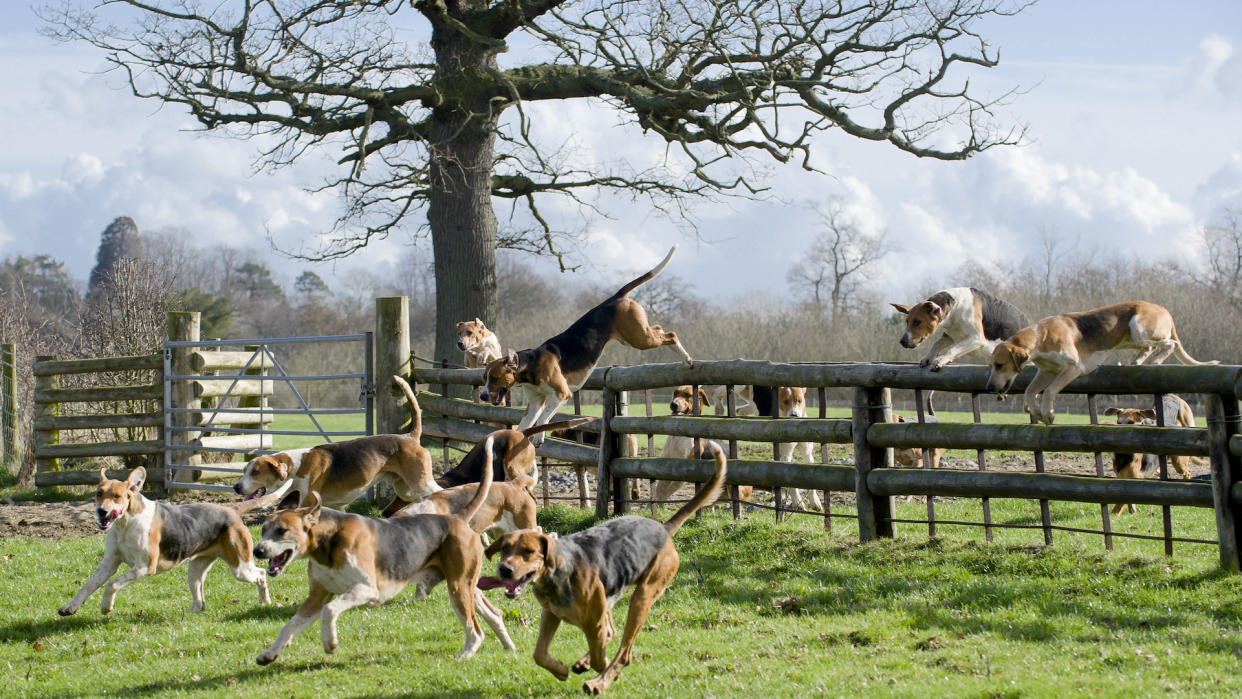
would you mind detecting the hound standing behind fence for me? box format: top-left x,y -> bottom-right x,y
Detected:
479,245 -> 693,445
709,384 -> 820,510
986,301 -> 1218,425
59,467 -> 271,617
652,385 -> 751,508
1105,394 -> 1208,514
457,318 -> 503,400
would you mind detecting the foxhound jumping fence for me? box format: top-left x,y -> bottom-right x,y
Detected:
408,359 -> 1242,572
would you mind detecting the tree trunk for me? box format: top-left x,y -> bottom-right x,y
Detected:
427,11 -> 500,395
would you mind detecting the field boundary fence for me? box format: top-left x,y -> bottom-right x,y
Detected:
408,359 -> 1242,571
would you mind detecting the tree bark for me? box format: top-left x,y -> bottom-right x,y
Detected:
427,8 -> 500,390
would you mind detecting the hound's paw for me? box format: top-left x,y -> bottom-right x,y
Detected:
189,602 -> 205,614
584,678 -> 608,695
324,641 -> 337,654
929,358 -> 948,371
683,356 -> 694,367
57,605 -> 76,617
572,658 -> 591,674
919,358 -> 931,368
1041,412 -> 1056,426
256,651 -> 278,666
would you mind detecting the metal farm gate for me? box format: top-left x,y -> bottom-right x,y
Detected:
162,334 -> 374,492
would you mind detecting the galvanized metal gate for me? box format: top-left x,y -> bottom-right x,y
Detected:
162,334 -> 374,492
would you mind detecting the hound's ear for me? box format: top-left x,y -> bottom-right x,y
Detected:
1137,409 -> 1157,422
697,388 -> 711,409
1102,407 -> 1120,416
926,302 -> 945,320
475,317 -> 484,327
276,490 -> 301,511
891,303 -> 911,315
540,532 -> 559,571
273,453 -> 295,480
894,414 -> 908,423
505,350 -> 518,368
484,535 -> 505,560
98,467 -> 109,485
456,321 -> 466,329
1009,345 -> 1031,367
300,491 -> 322,527
126,467 -> 146,492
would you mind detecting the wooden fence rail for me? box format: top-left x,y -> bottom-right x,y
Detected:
32,352 -> 164,487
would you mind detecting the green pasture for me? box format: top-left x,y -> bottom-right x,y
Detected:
4,500 -> 1242,697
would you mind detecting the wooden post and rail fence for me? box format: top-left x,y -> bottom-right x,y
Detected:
408,359 -> 1242,571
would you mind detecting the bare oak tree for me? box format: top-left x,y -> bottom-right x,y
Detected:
43,0 -> 1028,361
788,198 -> 890,320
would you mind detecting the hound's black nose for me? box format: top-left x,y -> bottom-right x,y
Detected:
457,341 -> 466,350
253,546 -> 265,559
479,391 -> 491,403
232,482 -> 244,495
498,564 -> 513,579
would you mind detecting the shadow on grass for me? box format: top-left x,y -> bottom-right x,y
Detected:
0,613 -> 110,644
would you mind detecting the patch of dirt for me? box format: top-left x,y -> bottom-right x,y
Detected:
0,501 -> 102,539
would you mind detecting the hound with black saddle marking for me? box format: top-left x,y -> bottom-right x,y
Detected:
480,442 -> 727,694
59,467 -> 271,617
986,301 -> 1217,425
395,474 -> 538,540
708,384 -> 819,510
252,438 -> 514,665
480,245 -> 693,445
233,375 -> 438,515
892,287 -> 1029,371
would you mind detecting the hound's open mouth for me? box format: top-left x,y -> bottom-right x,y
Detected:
477,573 -> 533,599
267,550 -> 292,577
98,509 -> 121,530
244,487 -> 267,501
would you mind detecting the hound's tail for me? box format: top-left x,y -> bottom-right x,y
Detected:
1168,327 -> 1218,366
611,245 -> 677,299
392,375 -> 423,439
461,436 -> 494,524
664,441 -> 728,536
522,416 -> 596,438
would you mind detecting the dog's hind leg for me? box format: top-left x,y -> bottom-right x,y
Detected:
573,609 -> 617,674
445,576 -> 486,660
473,589 -> 516,651
257,582 -> 330,665
583,545 -> 679,694
223,520 -> 271,604
186,557 -> 216,613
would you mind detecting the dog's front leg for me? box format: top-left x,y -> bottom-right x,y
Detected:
533,609 -> 569,681
99,564 -> 150,614
320,583 -> 378,654
1022,369 -> 1055,423
257,582 -> 330,665
515,390 -> 547,433
919,333 -> 952,368
473,589 -> 516,651
59,548 -> 120,616
1037,366 -> 1083,425
928,338 -> 985,371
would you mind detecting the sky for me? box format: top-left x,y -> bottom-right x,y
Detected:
1,1 -> 1241,306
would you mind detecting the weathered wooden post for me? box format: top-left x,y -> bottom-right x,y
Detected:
1207,391 -> 1242,572
375,297 -> 410,435
167,312 -> 201,484
1,343 -> 16,468
852,386 -> 894,542
596,385 -> 618,519
33,355 -> 59,481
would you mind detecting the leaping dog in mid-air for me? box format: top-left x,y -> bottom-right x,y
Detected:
986,301 -> 1217,425
480,245 -> 693,445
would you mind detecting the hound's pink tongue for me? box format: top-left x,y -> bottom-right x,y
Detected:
477,576 -> 525,597
244,487 -> 266,501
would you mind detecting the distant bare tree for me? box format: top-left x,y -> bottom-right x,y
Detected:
788,200 -> 891,321
1199,208 -> 1242,309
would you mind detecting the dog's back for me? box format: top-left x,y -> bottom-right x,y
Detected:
557,517 -> 670,600
971,287 -> 1028,341
155,502 -> 241,563
372,513 -> 459,581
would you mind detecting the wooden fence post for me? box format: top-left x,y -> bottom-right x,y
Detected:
167,312 -> 201,485
375,297 -> 410,434
33,355 -> 59,480
596,385 -> 618,519
1,344 -> 17,468
1207,392 -> 1242,572
853,386 -> 893,542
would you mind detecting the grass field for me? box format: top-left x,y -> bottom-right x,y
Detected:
4,501 -> 1242,697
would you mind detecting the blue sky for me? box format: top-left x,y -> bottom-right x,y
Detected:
1,1 -> 1240,303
